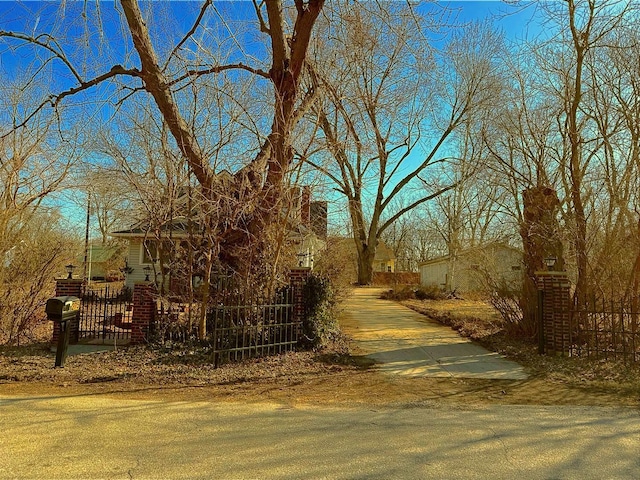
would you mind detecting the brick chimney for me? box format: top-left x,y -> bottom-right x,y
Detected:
301,186 -> 311,227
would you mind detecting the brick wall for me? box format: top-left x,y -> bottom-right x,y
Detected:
536,271 -> 571,356
51,279 -> 83,344
131,282 -> 157,344
290,268 -> 311,328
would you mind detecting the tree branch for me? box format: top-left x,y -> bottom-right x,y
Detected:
252,0 -> 270,34
0,30 -> 83,83
167,63 -> 270,88
378,182 -> 460,236
163,0 -> 213,72
1,65 -> 141,138
121,0 -> 213,192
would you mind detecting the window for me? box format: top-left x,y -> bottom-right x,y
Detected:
387,265 -> 392,273
141,240 -> 171,265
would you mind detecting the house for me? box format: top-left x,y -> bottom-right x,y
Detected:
111,187 -> 327,290
320,238 -> 397,282
373,241 -> 396,273
110,217 -> 191,288
419,243 -> 523,293
77,244 -> 126,281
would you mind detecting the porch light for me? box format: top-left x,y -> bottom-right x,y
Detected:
544,256 -> 557,271
65,264 -> 75,279
143,266 -> 152,282
120,266 -> 134,275
120,259 -> 133,276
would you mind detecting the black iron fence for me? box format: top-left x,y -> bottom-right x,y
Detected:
78,285 -> 132,344
152,280 -> 299,366
571,296 -> 640,362
208,286 -> 295,366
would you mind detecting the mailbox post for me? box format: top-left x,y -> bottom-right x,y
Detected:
45,296 -> 80,367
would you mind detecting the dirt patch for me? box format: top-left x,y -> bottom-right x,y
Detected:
1,297 -> 640,408
401,298 -> 503,339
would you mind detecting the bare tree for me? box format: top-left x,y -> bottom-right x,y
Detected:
1,0 -> 325,279
0,78 -> 79,344
481,45 -> 567,330
0,79 -> 75,256
535,0 -> 634,303
304,4 -> 503,283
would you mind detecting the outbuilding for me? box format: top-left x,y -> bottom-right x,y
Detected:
419,242 -> 523,293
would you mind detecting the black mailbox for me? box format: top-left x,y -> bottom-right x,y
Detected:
45,296 -> 80,323
45,296 -> 80,367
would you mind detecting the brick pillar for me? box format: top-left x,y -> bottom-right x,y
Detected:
290,268 -> 311,329
131,282 -> 157,345
536,271 -> 572,356
51,279 -> 83,345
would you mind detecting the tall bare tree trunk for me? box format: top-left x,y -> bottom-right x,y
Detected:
520,187 -> 564,337
356,244 -> 376,285
121,0 -> 324,275
566,0 -> 592,305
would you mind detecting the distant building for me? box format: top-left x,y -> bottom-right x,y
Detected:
320,238 -> 397,282
419,243 -> 523,292
77,244 -> 126,281
373,241 -> 396,273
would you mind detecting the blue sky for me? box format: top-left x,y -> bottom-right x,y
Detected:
0,1 -> 543,236
0,1 -> 539,75
443,1 -> 539,39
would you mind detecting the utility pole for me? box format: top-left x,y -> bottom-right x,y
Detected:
83,195 -> 91,283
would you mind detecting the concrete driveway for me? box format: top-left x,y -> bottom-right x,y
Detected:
340,288 -> 528,380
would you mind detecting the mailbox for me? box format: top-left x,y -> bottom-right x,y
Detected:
45,296 -> 79,367
45,296 -> 80,323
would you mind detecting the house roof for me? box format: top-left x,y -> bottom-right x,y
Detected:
110,217 -> 192,239
76,245 -> 123,264
375,241 -> 396,262
418,242 -> 522,267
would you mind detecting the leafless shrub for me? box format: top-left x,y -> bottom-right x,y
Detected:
0,217 -> 77,345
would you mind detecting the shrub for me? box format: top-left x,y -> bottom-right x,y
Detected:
380,284 -> 446,301
380,285 -> 416,301
301,273 -> 341,349
480,276 -> 537,340
414,285 -> 447,300
0,218 -> 77,346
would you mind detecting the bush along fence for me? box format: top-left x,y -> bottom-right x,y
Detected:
537,270 -> 640,362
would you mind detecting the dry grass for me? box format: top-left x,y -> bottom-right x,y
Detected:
401,297 -> 640,404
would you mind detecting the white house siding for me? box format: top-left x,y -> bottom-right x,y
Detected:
419,245 -> 523,293
123,239 -> 147,289
420,261 -> 449,289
